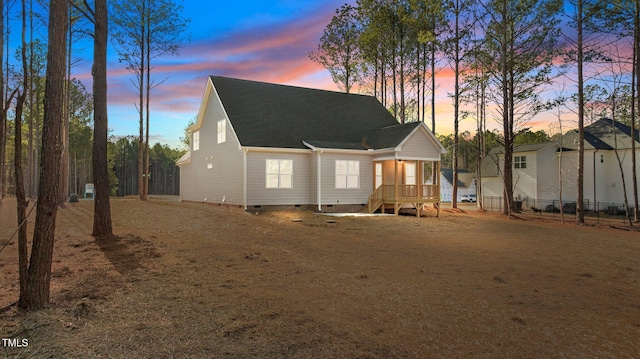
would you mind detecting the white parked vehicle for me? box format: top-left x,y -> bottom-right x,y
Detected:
460,194 -> 477,203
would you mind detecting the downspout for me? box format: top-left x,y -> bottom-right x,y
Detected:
593,148 -> 598,209
243,148 -> 248,211
317,150 -> 322,212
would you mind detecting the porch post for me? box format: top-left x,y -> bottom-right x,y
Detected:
417,161 -> 423,217
418,161 -> 423,198
394,159 -> 399,215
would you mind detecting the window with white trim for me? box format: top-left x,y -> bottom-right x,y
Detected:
336,160 -> 360,189
217,120 -> 226,144
193,131 -> 200,151
514,155 -> 527,169
266,159 -> 293,189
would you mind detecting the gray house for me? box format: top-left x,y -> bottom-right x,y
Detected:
177,76 -> 446,216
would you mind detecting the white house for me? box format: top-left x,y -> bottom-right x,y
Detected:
480,118 -> 640,211
177,76 -> 447,216
439,169 -> 476,202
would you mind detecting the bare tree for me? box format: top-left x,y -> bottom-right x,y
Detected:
310,4 -> 362,94
478,0 -> 562,216
111,0 -> 189,201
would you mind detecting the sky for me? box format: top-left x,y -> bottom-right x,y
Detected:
58,1 -> 570,149
94,0 -> 363,149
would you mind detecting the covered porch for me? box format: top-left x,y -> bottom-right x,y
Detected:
367,159 -> 441,217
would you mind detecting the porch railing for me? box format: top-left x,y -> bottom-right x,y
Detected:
368,184 -> 440,213
382,184 -> 439,200
367,185 -> 384,213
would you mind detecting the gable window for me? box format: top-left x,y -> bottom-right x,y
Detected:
266,159 -> 293,189
193,131 -> 200,151
514,155 -> 527,169
217,120 -> 226,144
336,160 -> 359,189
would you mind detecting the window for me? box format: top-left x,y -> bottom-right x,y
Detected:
217,119 -> 226,144
193,131 -> 200,151
514,155 -> 527,169
336,160 -> 360,189
405,162 -> 416,185
375,163 -> 383,189
266,159 -> 293,188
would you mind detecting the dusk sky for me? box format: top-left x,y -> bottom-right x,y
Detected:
68,0 -> 559,149
96,0 -> 361,149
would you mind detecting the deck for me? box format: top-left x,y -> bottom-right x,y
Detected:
367,184 -> 441,217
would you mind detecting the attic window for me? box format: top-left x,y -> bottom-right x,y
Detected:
193,131 -> 200,151
217,120 -> 226,144
514,155 -> 526,169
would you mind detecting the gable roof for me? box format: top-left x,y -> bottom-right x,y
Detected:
208,76 -> 414,150
563,118 -> 639,150
441,168 -> 467,187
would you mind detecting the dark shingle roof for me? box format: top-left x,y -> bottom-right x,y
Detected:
210,76 -> 403,149
564,118 -> 639,150
441,168 -> 467,187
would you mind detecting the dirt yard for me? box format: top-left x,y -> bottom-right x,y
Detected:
1,197 -> 639,358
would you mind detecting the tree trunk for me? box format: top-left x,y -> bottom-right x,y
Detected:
0,0 -> 4,200
576,0 -> 585,224
59,7 -> 73,204
17,0 -> 30,310
452,1 -> 460,209
632,0 -> 639,222
92,0 -> 113,237
22,0 -> 68,310
144,4 -> 151,200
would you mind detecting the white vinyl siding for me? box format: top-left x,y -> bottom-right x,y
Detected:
266,159 -> 293,189
336,160 -> 359,189
246,152 -> 311,205
179,85 -> 243,204
320,153 -> 372,205
217,119 -> 226,144
193,131 -> 200,151
399,128 -> 441,160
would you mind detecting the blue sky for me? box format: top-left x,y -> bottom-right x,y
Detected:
93,0 -> 360,149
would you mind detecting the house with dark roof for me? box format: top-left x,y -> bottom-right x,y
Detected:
439,168 -> 476,202
177,76 -> 446,216
479,118 -> 639,210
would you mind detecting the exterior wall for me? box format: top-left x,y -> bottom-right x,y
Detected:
180,90 -> 244,204
318,152 -> 373,205
599,149 -> 640,205
246,151 -> 312,206
512,151 -> 537,200
178,161 -> 195,200
398,129 -> 442,160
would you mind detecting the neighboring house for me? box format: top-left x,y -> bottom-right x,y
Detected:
481,142 -> 564,202
480,118 -> 640,210
177,76 -> 447,216
439,168 -> 476,202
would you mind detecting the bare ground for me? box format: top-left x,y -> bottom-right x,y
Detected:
1,197 -> 639,358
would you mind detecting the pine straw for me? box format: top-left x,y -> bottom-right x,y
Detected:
1,198 -> 639,358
